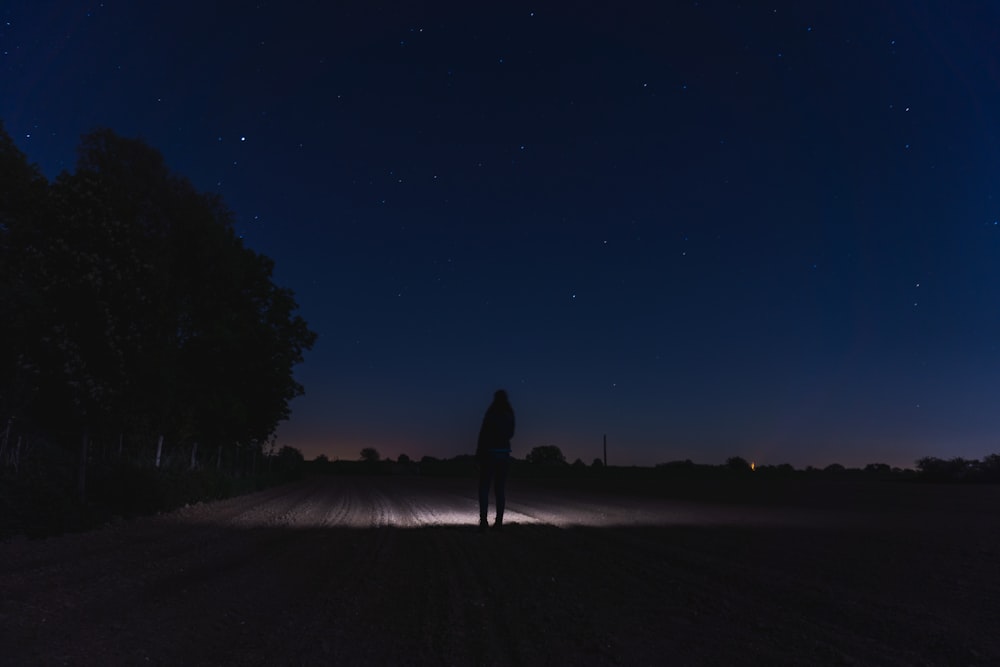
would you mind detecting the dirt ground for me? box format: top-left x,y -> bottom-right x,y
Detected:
2,473 -> 999,666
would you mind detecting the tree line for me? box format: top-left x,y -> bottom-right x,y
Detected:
315,448 -> 1000,485
0,122 -> 316,495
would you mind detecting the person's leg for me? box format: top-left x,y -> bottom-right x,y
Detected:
478,459 -> 493,529
493,454 -> 510,527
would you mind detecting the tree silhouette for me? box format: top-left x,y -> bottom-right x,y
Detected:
360,447 -> 380,463
726,456 -> 752,472
0,124 -> 316,481
0,120 -> 51,437
275,446 -> 305,476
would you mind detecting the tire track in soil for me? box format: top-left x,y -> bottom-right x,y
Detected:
326,478 -> 494,665
289,477 -> 609,666
287,477 -> 417,666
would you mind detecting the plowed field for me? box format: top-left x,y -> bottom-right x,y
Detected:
2,474 -> 998,665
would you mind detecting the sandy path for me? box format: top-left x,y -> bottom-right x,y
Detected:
1,475 -> 998,665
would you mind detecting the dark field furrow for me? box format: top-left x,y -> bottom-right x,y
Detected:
1,475 -> 998,666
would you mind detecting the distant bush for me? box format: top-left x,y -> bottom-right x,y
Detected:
526,446 -> 567,465
752,463 -> 796,477
915,455 -> 1000,483
726,457 -> 752,472
864,463 -> 892,476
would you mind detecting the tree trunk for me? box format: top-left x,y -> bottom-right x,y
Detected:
12,435 -> 22,473
77,430 -> 89,502
155,434 -> 164,468
190,441 -> 198,470
118,432 -> 124,459
0,417 -> 10,464
216,444 -> 223,470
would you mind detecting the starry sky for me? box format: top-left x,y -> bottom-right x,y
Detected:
4,1 -> 1000,469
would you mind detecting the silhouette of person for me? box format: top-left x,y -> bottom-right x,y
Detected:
476,389 -> 515,531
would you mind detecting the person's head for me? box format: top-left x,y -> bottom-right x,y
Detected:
493,389 -> 509,404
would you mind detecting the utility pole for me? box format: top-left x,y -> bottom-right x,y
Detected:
603,434 -> 607,467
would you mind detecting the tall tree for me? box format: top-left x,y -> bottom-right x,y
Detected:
1,125 -> 316,476
0,121 -> 50,433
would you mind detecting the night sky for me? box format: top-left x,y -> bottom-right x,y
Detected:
4,1 -> 1000,468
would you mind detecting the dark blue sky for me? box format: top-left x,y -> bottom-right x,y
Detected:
4,1 -> 1000,467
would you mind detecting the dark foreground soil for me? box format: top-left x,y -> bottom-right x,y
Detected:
2,474 -> 999,666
